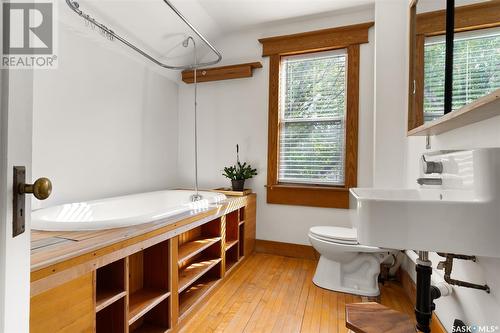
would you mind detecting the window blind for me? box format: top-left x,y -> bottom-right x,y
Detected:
424,28 -> 500,122
278,49 -> 347,186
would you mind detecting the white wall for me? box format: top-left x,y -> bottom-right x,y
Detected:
372,0 -> 408,188
405,120 -> 500,329
373,0 -> 500,329
32,22 -> 180,208
177,6 -> 375,245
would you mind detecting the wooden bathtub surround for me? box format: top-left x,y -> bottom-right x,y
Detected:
29,194 -> 256,333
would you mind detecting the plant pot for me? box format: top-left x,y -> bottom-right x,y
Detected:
231,179 -> 245,191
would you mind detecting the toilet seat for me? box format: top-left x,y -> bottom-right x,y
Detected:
309,226 -> 359,245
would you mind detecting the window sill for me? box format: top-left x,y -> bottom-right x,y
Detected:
266,184 -> 350,209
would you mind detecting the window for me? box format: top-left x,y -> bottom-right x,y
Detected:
407,1 -> 500,131
279,50 -> 347,186
423,28 -> 500,122
259,23 -> 372,208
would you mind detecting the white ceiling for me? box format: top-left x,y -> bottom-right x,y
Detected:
196,0 -> 375,32
60,0 -> 374,70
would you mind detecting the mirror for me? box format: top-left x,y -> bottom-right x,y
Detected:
408,0 -> 500,132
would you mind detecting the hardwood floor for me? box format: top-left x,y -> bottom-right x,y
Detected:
180,253 -> 415,333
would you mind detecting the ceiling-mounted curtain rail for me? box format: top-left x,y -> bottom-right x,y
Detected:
65,0 -> 222,70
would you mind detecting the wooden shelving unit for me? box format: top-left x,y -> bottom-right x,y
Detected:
94,240 -> 171,333
181,62 -> 262,84
31,194 -> 256,333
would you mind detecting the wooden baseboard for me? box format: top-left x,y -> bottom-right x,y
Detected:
255,239 -> 319,260
400,268 -> 448,333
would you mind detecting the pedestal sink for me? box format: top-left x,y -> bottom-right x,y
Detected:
350,148 -> 500,258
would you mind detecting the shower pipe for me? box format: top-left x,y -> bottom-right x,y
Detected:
183,37 -> 202,202
65,0 -> 222,70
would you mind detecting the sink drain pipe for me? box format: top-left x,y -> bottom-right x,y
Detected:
415,251 -> 442,333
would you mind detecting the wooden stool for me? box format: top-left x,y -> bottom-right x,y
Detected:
346,302 -> 415,333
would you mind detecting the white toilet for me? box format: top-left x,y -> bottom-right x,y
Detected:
308,226 -> 394,296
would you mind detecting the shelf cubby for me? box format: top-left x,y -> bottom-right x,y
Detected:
179,264 -> 221,317
96,258 -> 126,312
239,207 -> 245,223
128,240 -> 170,326
177,218 -> 223,295
225,210 -> 239,244
96,297 -> 126,333
178,256 -> 222,293
178,219 -> 221,263
239,223 -> 245,258
178,236 -> 221,264
225,245 -> 239,273
129,289 -> 170,325
225,239 -> 238,251
129,298 -> 169,333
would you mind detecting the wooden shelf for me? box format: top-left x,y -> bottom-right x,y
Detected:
178,258 -> 221,292
128,289 -> 170,325
225,240 -> 238,251
178,237 -> 220,264
179,277 -> 218,317
96,290 -> 126,312
181,62 -> 262,84
130,323 -> 168,333
408,88 -> 500,136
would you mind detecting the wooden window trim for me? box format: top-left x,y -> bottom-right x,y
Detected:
261,23 -> 369,209
259,22 -> 373,57
416,1 -> 500,37
408,0 -> 500,131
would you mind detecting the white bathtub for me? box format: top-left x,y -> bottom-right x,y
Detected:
31,190 -> 227,231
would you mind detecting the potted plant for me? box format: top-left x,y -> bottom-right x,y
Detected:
222,145 -> 257,191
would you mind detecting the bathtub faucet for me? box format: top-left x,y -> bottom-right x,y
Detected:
191,193 -> 203,202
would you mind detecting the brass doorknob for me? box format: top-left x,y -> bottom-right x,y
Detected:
19,177 -> 52,200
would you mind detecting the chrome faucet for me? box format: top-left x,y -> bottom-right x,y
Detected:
417,178 -> 443,186
422,155 -> 443,174
418,155 -> 443,185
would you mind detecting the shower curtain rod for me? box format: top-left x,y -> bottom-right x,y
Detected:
65,0 -> 222,70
